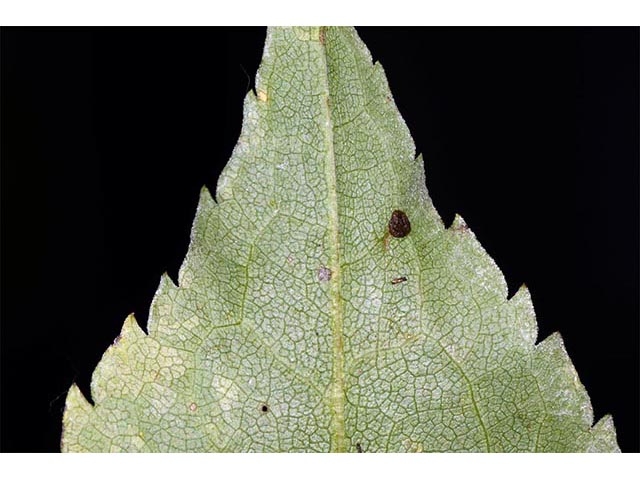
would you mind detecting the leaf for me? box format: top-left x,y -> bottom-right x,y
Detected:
62,27 -> 619,452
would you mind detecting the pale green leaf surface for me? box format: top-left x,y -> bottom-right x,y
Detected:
62,27 -> 619,452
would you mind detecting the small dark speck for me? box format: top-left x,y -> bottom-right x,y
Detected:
391,276 -> 407,285
356,442 -> 363,453
261,404 -> 269,413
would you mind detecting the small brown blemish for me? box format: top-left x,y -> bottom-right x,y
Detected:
189,402 -> 197,412
356,442 -> 363,453
319,27 -> 326,45
260,404 -> 269,413
318,266 -> 332,282
257,89 -> 268,102
391,276 -> 407,285
388,210 -> 411,238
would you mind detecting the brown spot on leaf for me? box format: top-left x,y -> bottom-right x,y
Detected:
388,210 -> 411,238
260,404 -> 269,413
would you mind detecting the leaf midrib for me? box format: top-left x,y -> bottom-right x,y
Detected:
317,27 -> 346,453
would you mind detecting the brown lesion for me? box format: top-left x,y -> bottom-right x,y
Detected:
382,209 -> 411,252
388,210 -> 411,238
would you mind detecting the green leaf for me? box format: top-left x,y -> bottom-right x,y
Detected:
62,27 -> 619,452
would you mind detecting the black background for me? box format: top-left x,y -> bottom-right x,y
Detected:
1,27 -> 638,452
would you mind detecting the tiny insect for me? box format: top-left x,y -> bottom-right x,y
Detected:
391,276 -> 407,285
356,442 -> 363,453
260,404 -> 269,413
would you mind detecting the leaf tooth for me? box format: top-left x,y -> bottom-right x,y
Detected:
120,313 -> 146,340
446,213 -> 510,301
61,383 -> 93,452
534,332 -> 595,433
508,283 -> 538,347
195,184 -> 216,218
161,270 -> 178,288
586,414 -> 620,452
412,153 -> 441,223
178,185 -> 217,286
90,313 -> 147,405
449,213 -> 472,234
64,383 -> 93,411
62,316 -> 145,450
147,272 -> 179,336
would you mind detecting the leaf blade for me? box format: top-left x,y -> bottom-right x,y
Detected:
62,26 -> 619,452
